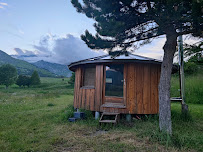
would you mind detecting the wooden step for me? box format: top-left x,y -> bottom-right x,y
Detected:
101,103 -> 126,108
99,112 -> 120,125
102,112 -> 119,115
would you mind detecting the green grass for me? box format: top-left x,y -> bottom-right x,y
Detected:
171,74 -> 203,104
0,77 -> 202,151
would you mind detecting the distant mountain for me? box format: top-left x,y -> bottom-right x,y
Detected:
0,50 -> 56,77
33,60 -> 72,77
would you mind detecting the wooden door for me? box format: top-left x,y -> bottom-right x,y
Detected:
103,64 -> 126,106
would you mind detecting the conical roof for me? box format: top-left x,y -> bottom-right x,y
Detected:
68,52 -> 163,71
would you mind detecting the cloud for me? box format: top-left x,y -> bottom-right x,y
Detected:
13,34 -> 105,64
0,3 -> 8,6
14,48 -> 37,56
133,37 -> 165,60
0,2 -> 8,9
19,30 -> 24,35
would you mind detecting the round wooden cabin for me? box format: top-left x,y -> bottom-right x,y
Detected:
68,53 -> 162,114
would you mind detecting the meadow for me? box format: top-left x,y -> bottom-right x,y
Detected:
0,76 -> 202,152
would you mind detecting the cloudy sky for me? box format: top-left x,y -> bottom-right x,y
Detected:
0,0 -> 197,64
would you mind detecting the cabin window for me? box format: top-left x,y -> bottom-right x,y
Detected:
81,65 -> 96,88
105,64 -> 124,97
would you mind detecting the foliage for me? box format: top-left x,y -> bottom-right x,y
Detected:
0,64 -> 17,88
68,72 -> 75,85
71,0 -> 202,50
16,75 -> 31,87
188,53 -> 203,65
30,71 -> 41,86
184,62 -> 198,75
184,41 -> 203,59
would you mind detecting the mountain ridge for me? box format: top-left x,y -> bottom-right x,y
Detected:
0,50 -> 56,77
33,60 -> 72,77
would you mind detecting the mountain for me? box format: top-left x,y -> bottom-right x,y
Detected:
33,60 -> 72,77
0,50 -> 56,77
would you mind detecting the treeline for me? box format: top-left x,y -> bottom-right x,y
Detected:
16,71 -> 41,87
0,64 -> 41,88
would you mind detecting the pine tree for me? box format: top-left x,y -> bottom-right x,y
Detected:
30,71 -> 41,86
71,0 -> 203,134
0,64 -> 17,88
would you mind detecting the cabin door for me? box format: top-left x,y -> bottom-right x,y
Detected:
103,64 -> 126,106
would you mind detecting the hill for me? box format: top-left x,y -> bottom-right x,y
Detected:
0,50 -> 56,77
33,60 -> 72,77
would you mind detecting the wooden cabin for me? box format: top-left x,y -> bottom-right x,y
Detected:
68,53 -> 162,115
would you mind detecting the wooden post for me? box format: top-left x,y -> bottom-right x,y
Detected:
178,31 -> 188,113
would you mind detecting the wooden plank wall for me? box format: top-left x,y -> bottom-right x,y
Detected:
126,63 -> 160,114
74,63 -> 160,114
73,65 -> 103,111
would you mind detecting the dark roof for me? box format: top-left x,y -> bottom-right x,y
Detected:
68,52 -> 164,71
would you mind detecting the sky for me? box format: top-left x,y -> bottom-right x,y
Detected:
0,0 -> 197,64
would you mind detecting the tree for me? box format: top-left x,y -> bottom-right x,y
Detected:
71,0 -> 203,134
0,64 -> 17,88
16,75 -> 31,87
184,41 -> 203,64
184,41 -> 203,58
30,71 -> 41,86
68,72 -> 75,85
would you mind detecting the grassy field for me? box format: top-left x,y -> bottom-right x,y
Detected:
171,74 -> 203,104
0,77 -> 202,152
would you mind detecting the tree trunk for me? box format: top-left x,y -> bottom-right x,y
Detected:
159,30 -> 177,135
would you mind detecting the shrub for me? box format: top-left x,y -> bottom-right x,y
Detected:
0,64 -> 17,88
184,62 -> 198,75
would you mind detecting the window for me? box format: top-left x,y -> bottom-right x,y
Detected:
81,65 -> 96,88
105,64 -> 124,97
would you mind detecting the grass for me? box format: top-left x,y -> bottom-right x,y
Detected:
171,74 -> 203,104
0,77 -> 202,151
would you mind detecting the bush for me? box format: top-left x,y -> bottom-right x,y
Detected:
184,62 -> 198,75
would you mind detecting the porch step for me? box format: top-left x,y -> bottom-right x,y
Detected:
101,103 -> 126,108
99,112 -> 120,125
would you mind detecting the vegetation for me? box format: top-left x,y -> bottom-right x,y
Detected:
0,50 -> 56,77
16,75 -> 31,87
30,71 -> 41,86
184,61 -> 198,75
72,0 -> 203,134
171,74 -> 203,104
68,72 -> 75,85
0,64 -> 17,88
0,76 -> 202,151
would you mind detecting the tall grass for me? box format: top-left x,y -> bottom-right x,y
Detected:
0,77 -> 202,151
171,74 -> 203,104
